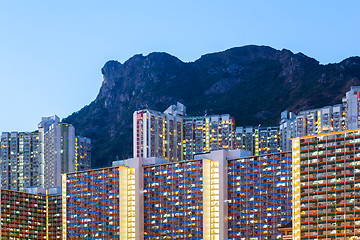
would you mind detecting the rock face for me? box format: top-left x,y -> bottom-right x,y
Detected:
64,45 -> 360,167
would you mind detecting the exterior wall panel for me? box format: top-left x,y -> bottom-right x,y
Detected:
228,152 -> 292,240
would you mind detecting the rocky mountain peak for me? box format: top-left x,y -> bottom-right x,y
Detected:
64,45 -> 360,167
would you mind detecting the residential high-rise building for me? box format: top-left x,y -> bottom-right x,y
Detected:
142,158 -> 223,239
280,86 -> 360,152
295,105 -> 345,137
133,103 -> 185,162
0,188 -> 62,240
1,115 -> 91,190
235,126 -> 280,156
63,149 -> 321,240
227,152 -> 292,240
343,85 -> 360,130
0,131 -> 41,191
62,157 -> 167,240
134,103 -> 237,161
39,116 -> 76,188
62,166 -> 133,239
258,126 -> 280,154
235,126 -> 258,153
1,115 -> 90,190
183,114 -> 235,160
75,136 -> 91,171
47,193 -> 63,239
292,129 -> 360,239
279,110 -> 297,152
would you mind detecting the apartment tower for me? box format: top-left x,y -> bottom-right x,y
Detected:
235,126 -> 280,156
74,136 -> 91,171
227,152 -> 292,239
279,110 -> 297,152
183,114 -> 235,160
0,131 -> 41,191
295,105 -> 345,137
38,115 -> 76,188
292,129 -> 360,239
133,103 -> 185,162
343,86 -> 360,130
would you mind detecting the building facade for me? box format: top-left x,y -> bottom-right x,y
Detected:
235,126 -> 280,156
133,103 -> 185,162
39,116 -> 76,188
48,193 -> 63,239
0,188 -> 61,240
62,150 -> 298,240
62,165 -> 140,240
279,110 -> 297,152
292,129 -> 360,239
235,126 -> 258,154
343,86 -> 360,130
1,115 -> 91,190
295,104 -> 345,137
75,136 -> 91,171
0,131 -> 41,191
143,158 -> 222,239
227,152 -> 292,240
183,114 -> 235,160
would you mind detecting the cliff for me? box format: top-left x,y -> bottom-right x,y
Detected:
64,45 -> 360,167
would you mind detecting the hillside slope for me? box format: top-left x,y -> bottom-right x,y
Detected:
64,45 -> 360,167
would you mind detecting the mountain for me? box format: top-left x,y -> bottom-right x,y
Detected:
63,45 -> 360,168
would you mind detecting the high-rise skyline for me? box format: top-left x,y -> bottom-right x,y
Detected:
134,103 -> 237,162
0,115 -> 91,190
2,1 -> 360,133
280,86 -> 360,152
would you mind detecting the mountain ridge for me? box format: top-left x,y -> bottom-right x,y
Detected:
63,45 -> 360,168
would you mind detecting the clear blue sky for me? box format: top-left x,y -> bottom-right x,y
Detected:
1,1 -> 359,131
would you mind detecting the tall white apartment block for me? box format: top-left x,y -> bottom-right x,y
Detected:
183,114 -> 235,160
343,85 -> 360,129
133,103 -> 185,162
0,131 -> 41,191
38,115 -> 76,188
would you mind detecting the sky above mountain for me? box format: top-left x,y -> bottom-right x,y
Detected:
0,0 -> 359,131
